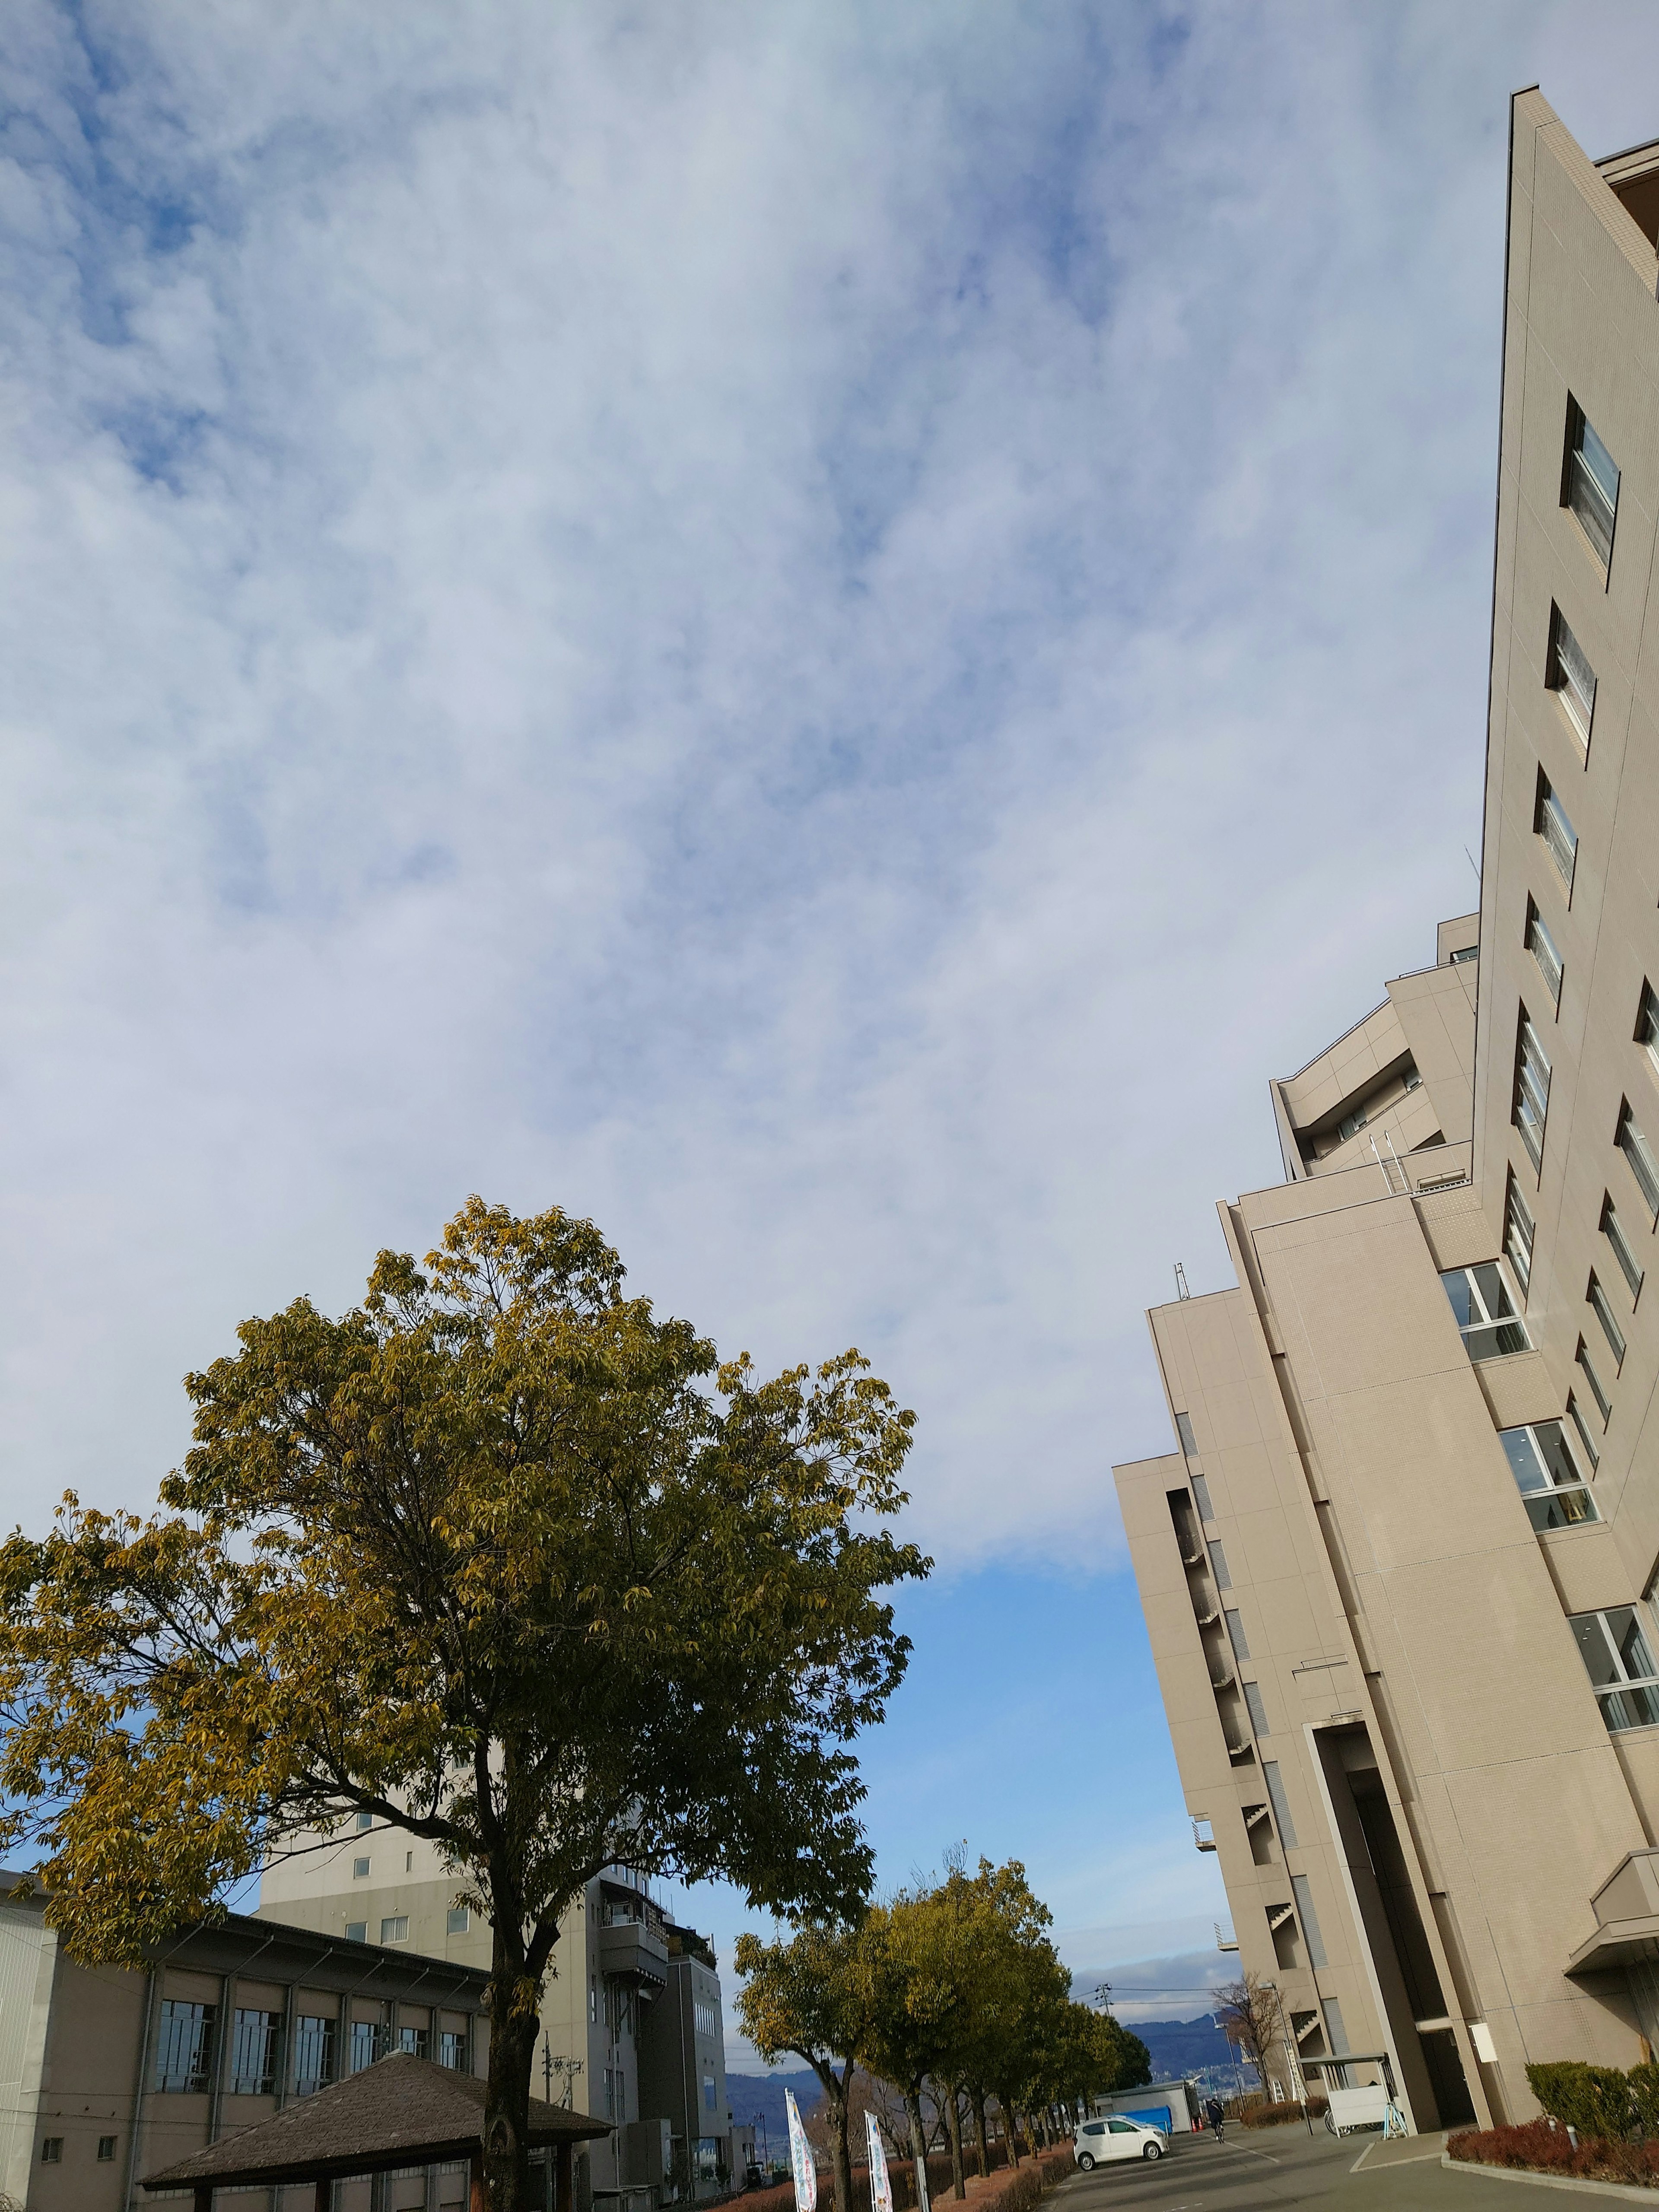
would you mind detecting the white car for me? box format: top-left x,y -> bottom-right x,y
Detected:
1073,2118 -> 1166,2168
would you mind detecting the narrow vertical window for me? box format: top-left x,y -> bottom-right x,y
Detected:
1548,604 -> 1597,744
1525,899 -> 1563,1009
1262,1760 -> 1298,1848
1207,1539 -> 1231,1590
1190,1472 -> 1215,1522
1577,1336 -> 1612,1426
1638,982 -> 1659,1078
1290,1875 -> 1328,1967
1618,1099 -> 1659,1222
1563,398 -> 1620,569
1589,1273 -> 1627,1371
1504,1171 -> 1535,1295
1224,1609 -> 1250,1662
1242,1681 -> 1270,1736
1602,1193 -> 1644,1300
1174,1411 -> 1198,1456
1513,1010 -> 1551,1171
1535,770 -> 1578,894
1568,1392 -> 1602,1470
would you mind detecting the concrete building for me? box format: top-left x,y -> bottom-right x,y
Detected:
0,1878 -> 491,2212
257,1844 -> 731,2201
1115,90 -> 1659,2135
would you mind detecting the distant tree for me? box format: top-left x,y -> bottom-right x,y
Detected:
0,1199 -> 929,2212
1213,1973 -> 1287,2098
735,1923 -> 880,2212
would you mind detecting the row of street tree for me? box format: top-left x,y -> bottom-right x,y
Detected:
735,1856 -> 1151,2212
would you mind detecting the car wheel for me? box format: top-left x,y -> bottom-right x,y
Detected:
1141,2143 -> 1163,2161
1076,2155 -> 1094,2171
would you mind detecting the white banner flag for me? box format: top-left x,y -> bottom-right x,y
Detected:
785,2087 -> 817,2212
865,2110 -> 892,2212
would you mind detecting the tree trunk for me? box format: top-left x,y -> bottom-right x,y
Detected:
969,2091 -> 989,2178
817,2063 -> 854,2212
943,2087 -> 965,2200
995,2092 -> 1017,2168
483,1948 -> 540,2212
903,2091 -> 931,2212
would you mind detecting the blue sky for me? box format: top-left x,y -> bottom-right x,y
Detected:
9,0 -> 1659,2070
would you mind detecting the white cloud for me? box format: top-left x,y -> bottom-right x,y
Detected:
6,0 -> 1659,1580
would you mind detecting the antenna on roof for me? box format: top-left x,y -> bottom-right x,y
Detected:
1174,1262 -> 1191,1301
1463,844 -> 1481,884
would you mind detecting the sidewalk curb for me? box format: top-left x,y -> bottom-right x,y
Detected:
1441,2150 -> 1658,2201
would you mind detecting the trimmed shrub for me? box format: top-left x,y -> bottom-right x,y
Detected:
1450,2119 -> 1659,2187
1631,2064 -> 1659,2139
1526,2060 -> 1634,2141
1238,2098 -> 1327,2129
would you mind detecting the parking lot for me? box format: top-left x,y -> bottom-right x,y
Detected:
1058,2125 -> 1612,2208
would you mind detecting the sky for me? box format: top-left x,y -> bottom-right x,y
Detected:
10,0 -> 1659,2071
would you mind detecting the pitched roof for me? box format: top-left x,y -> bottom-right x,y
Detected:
141,2052 -> 610,2191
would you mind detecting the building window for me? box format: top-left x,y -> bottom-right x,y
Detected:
1567,1392 -> 1602,1470
439,2028 -> 469,2071
1499,1421 -> 1598,1531
380,1916 -> 409,1944
1573,1606 -> 1659,1732
1577,1336 -> 1612,1426
1450,942 -> 1479,965
1535,770 -> 1578,893
1440,1264 -> 1529,1360
351,2021 -> 383,2074
1563,398 -> 1620,569
1175,1410 -> 1198,1456
1505,1171 -> 1535,1294
1548,603 -> 1597,743
1190,1472 -> 1215,1521
1619,1099 -> 1659,1221
704,2072 -> 718,2113
447,1905 -> 471,1933
356,1810 -> 373,1831
98,2136 -> 117,2161
345,1920 -> 367,1942
353,1857 -> 370,1879
1525,899 -> 1563,1009
1589,1273 -> 1627,1371
1242,1681 -> 1270,1736
1224,1609 -> 1250,1662
1207,1539 -> 1231,1589
1638,982 -> 1659,1078
155,2000 -> 217,2093
590,1979 -> 599,2025
1513,1011 -> 1551,1170
41,2138 -> 62,2163
397,2025 -> 430,2058
292,2015 -> 335,2096
1602,1193 -> 1644,1301
231,2009 -> 280,2096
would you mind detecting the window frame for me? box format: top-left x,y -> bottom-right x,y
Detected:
1548,602 -> 1598,746
1513,1007 -> 1551,1172
1568,1392 -> 1602,1469
1500,1418 -> 1599,1532
1563,397 -> 1621,573
1618,1098 -> 1659,1224
1589,1271 -> 1627,1372
1535,769 -> 1579,897
1577,1335 -> 1613,1427
1573,1604 -> 1659,1734
1525,897 -> 1564,1010
1638,982 -> 1659,1082
1505,1170 -> 1536,1296
1440,1261 -> 1530,1361
1603,1192 -> 1645,1302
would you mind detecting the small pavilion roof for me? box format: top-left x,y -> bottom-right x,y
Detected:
140,2052 -> 610,2193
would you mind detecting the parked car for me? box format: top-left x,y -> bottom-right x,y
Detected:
1073,2117 -> 1165,2168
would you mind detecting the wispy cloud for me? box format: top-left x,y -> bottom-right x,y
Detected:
6,0 -> 1659,1586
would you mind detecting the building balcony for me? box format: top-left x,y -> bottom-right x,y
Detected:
599,1916 -> 669,1991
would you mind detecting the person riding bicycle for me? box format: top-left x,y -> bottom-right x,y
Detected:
1204,2096 -> 1225,2142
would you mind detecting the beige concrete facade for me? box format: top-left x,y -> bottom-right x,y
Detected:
1115,92 -> 1659,2135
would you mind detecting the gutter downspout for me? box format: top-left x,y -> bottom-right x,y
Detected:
123,1967 -> 161,2212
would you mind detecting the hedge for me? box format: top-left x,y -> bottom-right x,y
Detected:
1449,2120 -> 1659,2188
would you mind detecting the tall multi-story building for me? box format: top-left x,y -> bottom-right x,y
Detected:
1116,89 -> 1659,2136
257,1840 -> 730,2198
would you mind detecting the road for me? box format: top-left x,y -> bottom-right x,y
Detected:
1057,2126 -> 1611,2209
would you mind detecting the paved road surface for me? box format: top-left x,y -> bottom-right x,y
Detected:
1056,2126 -> 1611,2208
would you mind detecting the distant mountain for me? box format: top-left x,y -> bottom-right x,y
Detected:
1118,2015 -> 1257,2085
727,2070 -> 823,2157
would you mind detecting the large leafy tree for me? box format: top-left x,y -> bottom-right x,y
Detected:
0,1199 -> 929,2212
733,1923 -> 879,2212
